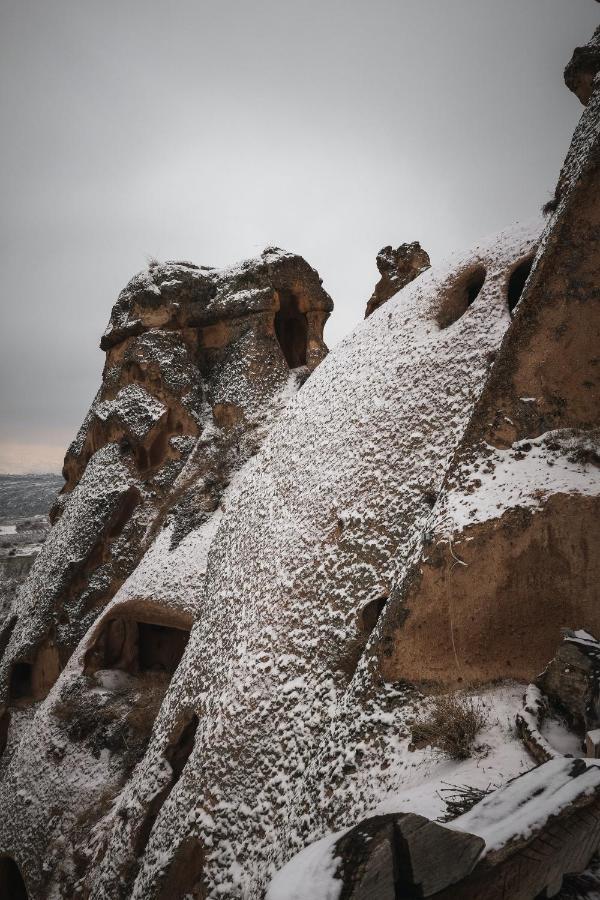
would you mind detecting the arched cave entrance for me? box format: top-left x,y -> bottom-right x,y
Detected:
0,856 -> 28,899
274,290 -> 308,368
358,595 -> 388,635
437,265 -> 487,329
85,617 -> 190,677
507,256 -> 534,315
9,663 -> 32,701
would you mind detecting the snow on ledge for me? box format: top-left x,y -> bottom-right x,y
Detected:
440,429 -> 600,533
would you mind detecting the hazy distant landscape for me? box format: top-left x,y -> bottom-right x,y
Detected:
0,474 -> 63,521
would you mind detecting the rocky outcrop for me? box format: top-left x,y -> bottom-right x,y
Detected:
565,24 -> 600,105
270,758 -> 600,900
61,221 -> 539,900
380,52 -> 600,686
537,630 -> 600,733
0,247 -> 331,764
0,208 -> 538,898
364,241 -> 430,317
0,26 -> 599,900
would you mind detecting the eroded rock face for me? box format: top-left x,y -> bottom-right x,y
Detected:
68,221 -> 540,900
537,630 -> 600,732
565,24 -> 600,106
364,241 -> 430,318
381,67 -> 600,686
0,247 -> 331,775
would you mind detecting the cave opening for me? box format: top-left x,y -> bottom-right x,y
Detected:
358,596 -> 388,635
507,256 -> 534,315
437,265 -> 487,329
132,712 -> 200,889
166,713 -> 199,780
9,663 -> 32,701
138,623 -> 190,674
274,290 -> 308,368
0,710 -> 10,758
85,617 -> 190,676
0,856 -> 28,900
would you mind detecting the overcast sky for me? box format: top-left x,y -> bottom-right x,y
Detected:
0,0 -> 597,473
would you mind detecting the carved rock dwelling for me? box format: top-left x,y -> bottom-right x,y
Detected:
0,25 -> 599,900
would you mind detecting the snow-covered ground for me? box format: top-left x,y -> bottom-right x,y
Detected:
268,679 -> 597,900
268,681 -> 535,900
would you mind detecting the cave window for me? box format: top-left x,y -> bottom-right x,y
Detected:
9,663 -> 32,700
0,710 -> 10,758
507,256 -> 534,315
166,713 -> 199,780
437,265 -> 487,329
85,618 -> 190,676
132,713 -> 200,879
358,596 -> 387,635
274,290 -> 308,368
0,857 -> 28,900
138,623 -> 190,674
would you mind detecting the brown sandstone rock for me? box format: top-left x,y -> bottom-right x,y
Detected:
565,25 -> 600,105
0,247 -> 332,756
364,242 -> 430,317
381,52 -> 600,686
537,630 -> 600,732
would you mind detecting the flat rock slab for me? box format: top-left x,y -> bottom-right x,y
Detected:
334,760 -> 600,899
334,813 -> 484,899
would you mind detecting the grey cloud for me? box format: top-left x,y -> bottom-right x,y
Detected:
0,0 -> 598,467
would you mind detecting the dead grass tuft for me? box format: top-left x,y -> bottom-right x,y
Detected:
410,692 -> 490,760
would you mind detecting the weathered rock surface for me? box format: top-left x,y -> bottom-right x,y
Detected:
271,758 -> 600,900
364,241 -> 430,317
565,24 -> 600,105
0,26 -> 599,900
0,247 -> 332,860
65,221 -> 539,900
380,57 -> 600,686
537,630 -> 600,732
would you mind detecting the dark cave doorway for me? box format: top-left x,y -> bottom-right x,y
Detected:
0,856 -> 28,899
274,290 -> 308,368
507,256 -> 534,315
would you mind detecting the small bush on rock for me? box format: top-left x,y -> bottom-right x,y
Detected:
410,693 -> 489,760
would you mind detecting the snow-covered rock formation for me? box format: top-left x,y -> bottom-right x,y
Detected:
0,23 -> 598,900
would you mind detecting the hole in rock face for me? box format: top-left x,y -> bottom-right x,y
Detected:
138,623 -> 190,674
437,265 -> 486,329
106,488 -> 140,540
132,713 -> 200,887
507,255 -> 534,315
0,856 -> 28,899
9,663 -> 33,700
358,596 -> 388,635
86,618 -> 190,676
274,290 -> 308,368
158,838 -> 205,900
0,710 -> 10,757
148,427 -> 170,469
166,713 -> 199,780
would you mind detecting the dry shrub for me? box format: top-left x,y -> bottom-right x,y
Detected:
410,693 -> 489,760
436,782 -> 495,821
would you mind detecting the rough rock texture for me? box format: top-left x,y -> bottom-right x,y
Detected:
565,24 -> 600,106
0,212 -> 538,898
0,29 -> 598,900
55,221 -> 537,900
537,630 -> 600,732
364,241 -> 430,317
380,58 -> 600,686
0,247 -> 331,810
